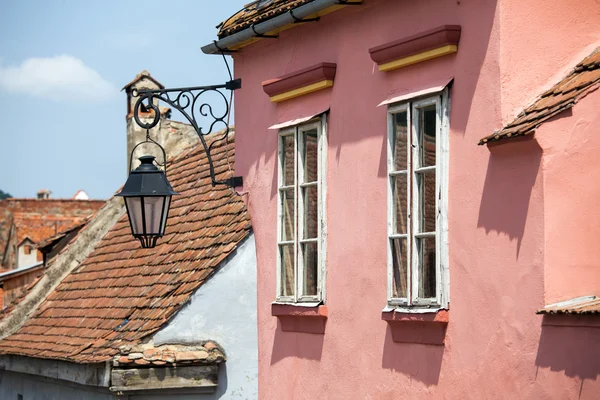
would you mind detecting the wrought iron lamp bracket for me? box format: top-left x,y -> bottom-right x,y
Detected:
131,78 -> 242,187
128,129 -> 168,175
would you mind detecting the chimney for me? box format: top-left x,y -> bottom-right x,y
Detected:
123,71 -> 167,173
37,189 -> 51,199
122,71 -> 201,174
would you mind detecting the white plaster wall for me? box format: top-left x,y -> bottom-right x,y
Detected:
152,233 -> 258,400
17,244 -> 38,269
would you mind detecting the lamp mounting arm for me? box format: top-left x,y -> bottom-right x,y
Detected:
131,78 -> 242,187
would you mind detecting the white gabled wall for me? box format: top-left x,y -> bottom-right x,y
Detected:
152,233 -> 258,400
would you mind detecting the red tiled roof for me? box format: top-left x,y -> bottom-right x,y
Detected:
218,0 -> 315,39
0,220 -> 90,320
13,214 -> 87,246
479,47 -> 600,145
0,199 -> 105,270
0,136 -> 251,363
36,218 -> 90,252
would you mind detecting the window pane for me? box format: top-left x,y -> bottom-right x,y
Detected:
303,186 -> 318,239
392,174 -> 408,234
280,244 -> 295,297
393,111 -> 408,171
160,196 -> 171,234
417,170 -> 436,233
303,129 -> 318,183
417,237 -> 436,299
419,105 -> 437,168
281,134 -> 295,186
391,238 -> 408,298
302,242 -> 318,296
280,189 -> 295,241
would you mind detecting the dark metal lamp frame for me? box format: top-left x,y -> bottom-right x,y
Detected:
131,78 -> 243,187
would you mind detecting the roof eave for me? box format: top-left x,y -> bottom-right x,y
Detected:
202,0 -> 361,55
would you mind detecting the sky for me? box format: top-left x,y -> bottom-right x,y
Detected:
0,0 -> 248,200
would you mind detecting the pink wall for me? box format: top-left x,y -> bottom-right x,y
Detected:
536,88 -> 600,304
232,0 -> 600,398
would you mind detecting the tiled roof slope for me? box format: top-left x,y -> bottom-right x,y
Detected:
0,221 -> 89,319
0,199 -> 104,269
218,0 -> 315,39
0,136 -> 251,363
13,214 -> 84,245
479,47 -> 600,145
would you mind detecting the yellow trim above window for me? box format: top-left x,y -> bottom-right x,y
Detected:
378,45 -> 458,72
270,80 -> 334,103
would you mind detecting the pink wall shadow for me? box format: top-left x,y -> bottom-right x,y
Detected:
477,138 -> 543,257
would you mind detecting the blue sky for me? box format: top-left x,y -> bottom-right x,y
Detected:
0,0 -> 247,199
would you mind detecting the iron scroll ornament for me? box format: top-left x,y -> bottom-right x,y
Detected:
131,78 -> 242,187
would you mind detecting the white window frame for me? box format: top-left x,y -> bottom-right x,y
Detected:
276,116 -> 327,303
386,89 -> 449,310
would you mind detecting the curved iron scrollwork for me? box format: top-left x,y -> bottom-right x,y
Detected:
131,79 -> 242,187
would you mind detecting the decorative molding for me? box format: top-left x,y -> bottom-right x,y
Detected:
369,25 -> 461,72
262,63 -> 337,103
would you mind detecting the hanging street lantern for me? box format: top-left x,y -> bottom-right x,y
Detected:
117,155 -> 178,248
119,53 -> 241,248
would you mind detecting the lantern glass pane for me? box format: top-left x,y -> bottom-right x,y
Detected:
125,197 -> 144,235
160,196 -> 172,234
143,196 -> 166,235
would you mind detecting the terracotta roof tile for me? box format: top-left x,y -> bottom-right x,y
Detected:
0,198 -> 104,269
218,0 -> 315,39
113,342 -> 224,368
0,135 -> 251,363
479,47 -> 600,145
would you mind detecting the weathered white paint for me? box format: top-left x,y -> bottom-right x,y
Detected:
152,233 -> 258,400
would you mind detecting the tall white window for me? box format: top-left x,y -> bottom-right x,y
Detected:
387,92 -> 449,309
277,117 -> 326,303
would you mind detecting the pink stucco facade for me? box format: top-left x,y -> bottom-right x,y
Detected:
230,0 -> 600,398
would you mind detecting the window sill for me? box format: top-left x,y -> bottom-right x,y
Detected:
271,303 -> 328,334
382,308 -> 449,345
